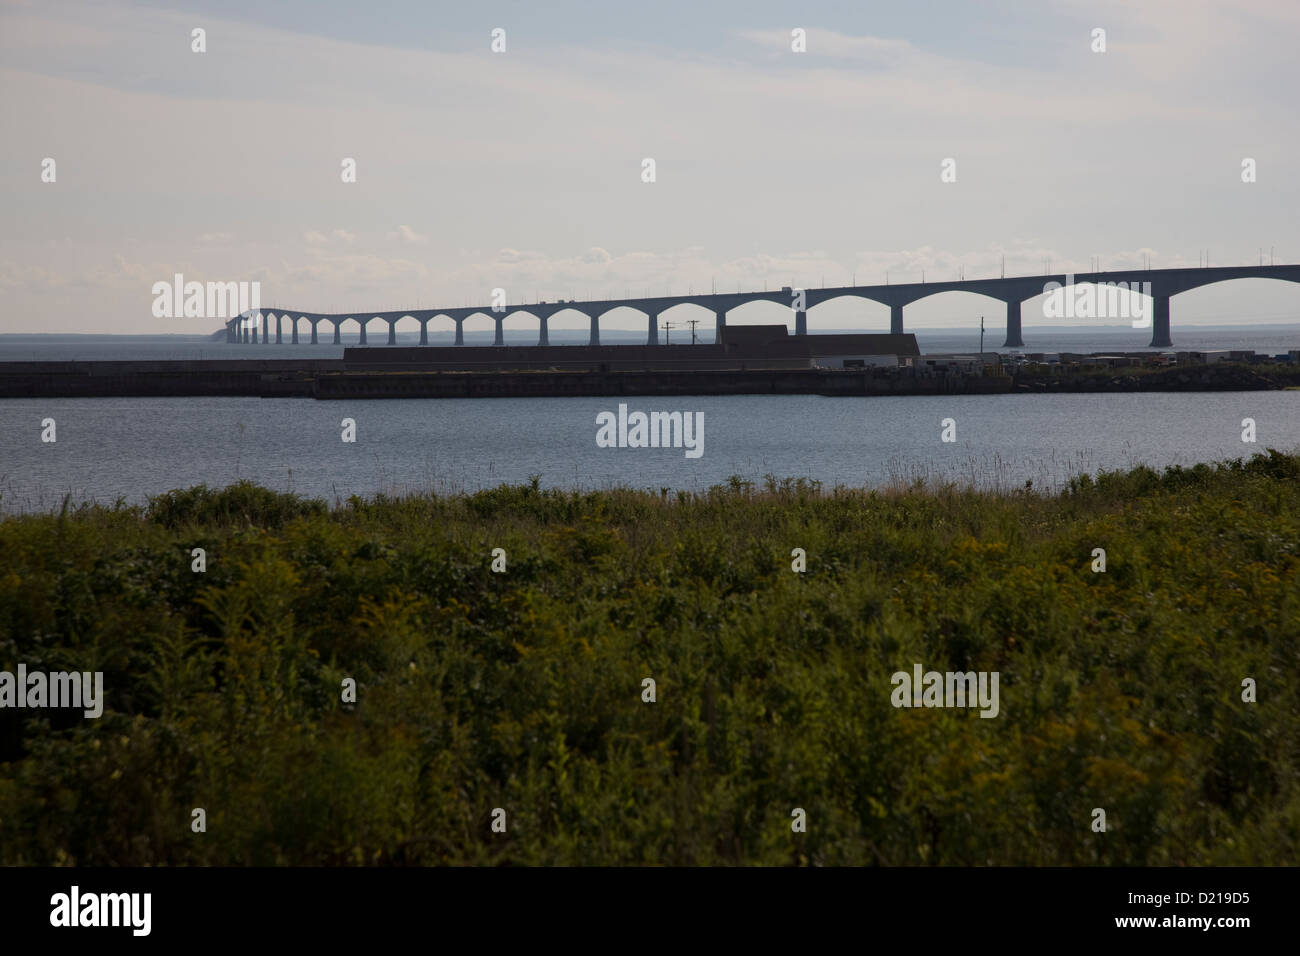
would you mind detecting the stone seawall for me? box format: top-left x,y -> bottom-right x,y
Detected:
0,360 -> 330,398
19,359 -> 1288,398
0,361 -> 1012,399
1011,364 -> 1283,392
311,368 -> 1014,399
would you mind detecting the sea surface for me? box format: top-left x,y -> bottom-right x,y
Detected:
1,323 -> 1298,360
2,327 -> 1298,511
1,391 -> 1298,512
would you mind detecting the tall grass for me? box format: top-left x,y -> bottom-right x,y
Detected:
0,452 -> 1297,865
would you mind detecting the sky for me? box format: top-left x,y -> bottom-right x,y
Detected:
2,0 -> 1299,336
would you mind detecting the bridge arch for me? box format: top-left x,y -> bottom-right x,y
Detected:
1018,282 -> 1151,326
390,314 -> 422,345
658,301 -> 723,342
458,311 -> 497,346
540,306 -> 598,345
496,309 -> 541,346
588,305 -> 652,345
805,294 -> 892,333
879,290 -> 1014,347
1158,276 -> 1300,347
722,298 -> 799,333
545,306 -> 598,325
420,312 -> 457,345
1168,273 -> 1300,298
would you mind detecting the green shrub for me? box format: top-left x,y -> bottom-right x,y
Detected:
1,452 -> 1297,865
146,480 -> 326,529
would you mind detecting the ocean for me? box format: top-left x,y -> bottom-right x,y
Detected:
1,391 -> 1298,512
1,326 -> 1297,512
1,323 -> 1298,361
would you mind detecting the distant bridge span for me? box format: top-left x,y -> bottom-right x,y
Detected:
229,264 -> 1300,349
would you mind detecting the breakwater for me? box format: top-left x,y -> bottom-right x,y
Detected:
0,360 -> 332,398
0,360 -> 1010,399
1012,363 -> 1288,392
0,358 -> 1288,400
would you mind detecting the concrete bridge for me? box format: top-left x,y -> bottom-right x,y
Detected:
228,264 -> 1300,350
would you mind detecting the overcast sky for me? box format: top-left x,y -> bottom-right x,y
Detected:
2,0 -> 1299,335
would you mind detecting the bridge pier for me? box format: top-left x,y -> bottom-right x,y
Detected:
647,312 -> 659,345
387,321 -> 397,346
589,313 -> 600,346
419,319 -> 428,346
291,318 -> 299,345
1149,295 -> 1172,348
1003,300 -> 1025,348
261,314 -> 270,344
309,321 -> 318,345
795,309 -> 807,335
227,320 -> 238,344
494,316 -> 505,346
890,304 -> 904,335
275,314 -> 283,344
332,322 -> 341,345
539,315 -> 549,346
242,324 -> 250,344
454,318 -> 464,346
715,310 -> 726,341
359,321 -> 367,346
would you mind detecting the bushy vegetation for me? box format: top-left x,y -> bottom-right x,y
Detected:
1,455 -> 1297,865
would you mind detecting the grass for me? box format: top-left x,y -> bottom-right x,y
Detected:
0,452 -> 1297,865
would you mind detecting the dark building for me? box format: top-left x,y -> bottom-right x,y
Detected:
343,325 -> 919,372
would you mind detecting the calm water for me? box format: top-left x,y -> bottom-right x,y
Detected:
1,323 -> 1298,360
2,392 -> 1298,512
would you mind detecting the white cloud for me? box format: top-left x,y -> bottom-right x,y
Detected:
304,229 -> 356,245
496,248 -> 546,264
738,28 -> 916,64
389,225 -> 428,244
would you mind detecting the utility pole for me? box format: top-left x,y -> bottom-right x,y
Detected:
661,320 -> 674,345
687,318 -> 700,345
980,316 -> 985,356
